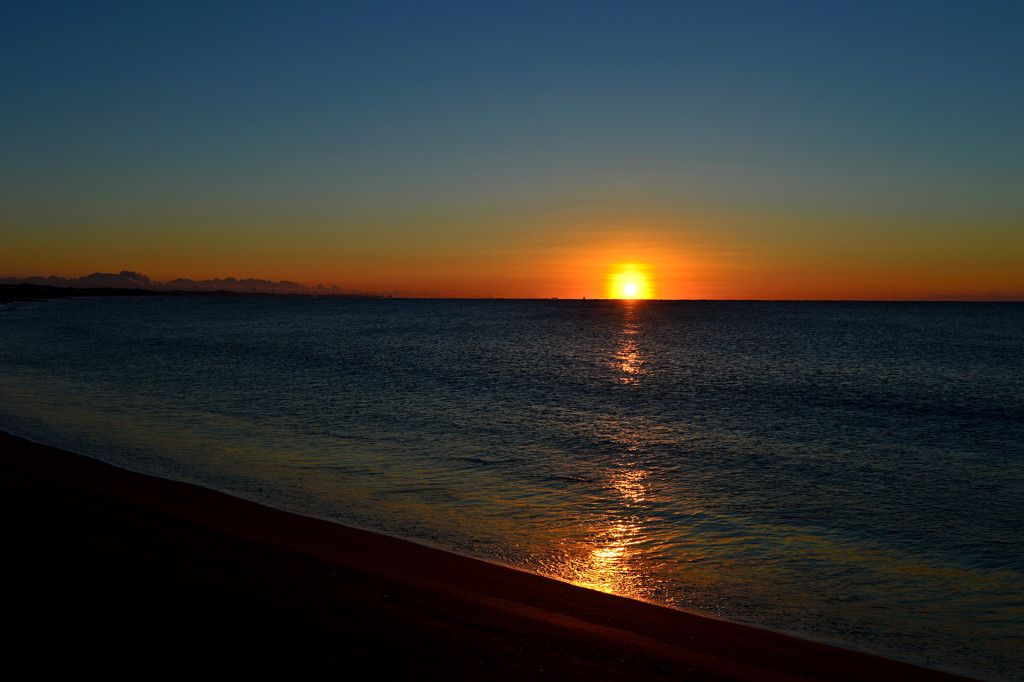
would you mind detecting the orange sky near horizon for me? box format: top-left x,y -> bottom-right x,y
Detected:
5,205 -> 1021,300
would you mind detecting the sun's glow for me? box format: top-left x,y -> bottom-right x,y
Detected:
607,265 -> 655,299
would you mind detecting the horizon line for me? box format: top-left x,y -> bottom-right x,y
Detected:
3,282 -> 1022,304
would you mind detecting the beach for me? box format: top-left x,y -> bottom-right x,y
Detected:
1,430 -> 976,680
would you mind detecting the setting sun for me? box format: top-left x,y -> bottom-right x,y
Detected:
608,265 -> 655,299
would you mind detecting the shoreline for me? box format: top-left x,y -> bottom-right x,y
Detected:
1,429 -> 978,679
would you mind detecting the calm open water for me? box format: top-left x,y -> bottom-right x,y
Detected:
1,297 -> 1021,679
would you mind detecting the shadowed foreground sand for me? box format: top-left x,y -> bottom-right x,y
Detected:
1,430 -> 975,680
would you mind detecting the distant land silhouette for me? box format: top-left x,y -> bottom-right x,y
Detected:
3,271 -> 315,293
0,271 -> 396,303
0,271 -> 402,296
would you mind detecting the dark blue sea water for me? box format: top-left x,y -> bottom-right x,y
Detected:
1,297 -> 1021,679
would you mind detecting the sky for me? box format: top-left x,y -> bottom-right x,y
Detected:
3,1 -> 1022,299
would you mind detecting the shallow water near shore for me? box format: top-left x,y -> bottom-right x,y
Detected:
1,297 -> 1022,679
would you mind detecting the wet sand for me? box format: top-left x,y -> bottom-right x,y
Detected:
1,430 -> 974,679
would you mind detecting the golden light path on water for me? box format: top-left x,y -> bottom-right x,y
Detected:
573,468 -> 650,597
567,300 -> 653,599
615,301 -> 644,384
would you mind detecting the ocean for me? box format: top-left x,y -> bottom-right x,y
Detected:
1,296 -> 1021,679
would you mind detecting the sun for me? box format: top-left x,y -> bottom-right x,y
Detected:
607,265 -> 655,299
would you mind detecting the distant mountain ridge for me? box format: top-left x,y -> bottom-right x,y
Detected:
1,271 -> 353,295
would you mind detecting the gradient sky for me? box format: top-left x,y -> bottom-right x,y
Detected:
3,1 -> 1022,299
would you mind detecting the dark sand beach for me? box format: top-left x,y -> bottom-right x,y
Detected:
1,430 -> 975,680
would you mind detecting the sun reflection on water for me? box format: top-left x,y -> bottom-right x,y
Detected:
565,305 -> 657,596
567,437 -> 656,597
614,302 -> 645,384
569,466 -> 654,598
612,467 -> 647,503
576,518 -> 644,596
